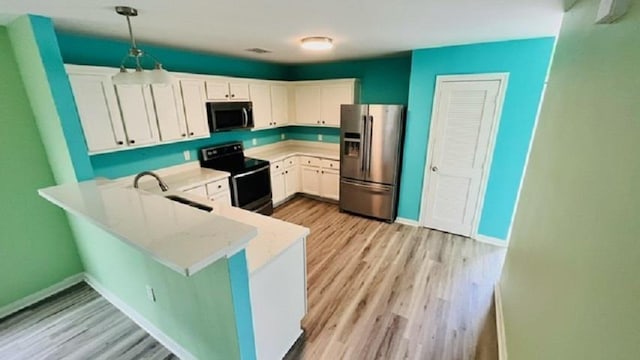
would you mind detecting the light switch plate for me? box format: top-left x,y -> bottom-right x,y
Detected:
318,134 -> 323,141
252,138 -> 257,146
281,133 -> 286,140
183,150 -> 191,161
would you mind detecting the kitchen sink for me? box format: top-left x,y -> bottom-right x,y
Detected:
165,195 -> 213,213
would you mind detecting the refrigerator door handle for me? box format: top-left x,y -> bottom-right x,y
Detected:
367,115 -> 374,172
341,179 -> 392,193
361,115 -> 368,172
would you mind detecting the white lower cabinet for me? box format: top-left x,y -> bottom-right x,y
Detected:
182,178 -> 232,206
250,238 -> 306,360
210,191 -> 232,206
300,166 -> 320,196
285,166 -> 300,197
270,170 -> 287,204
320,169 -> 340,200
183,185 -> 208,199
271,157 -> 300,205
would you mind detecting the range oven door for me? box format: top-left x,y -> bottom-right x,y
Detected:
231,165 -> 273,215
207,101 -> 254,132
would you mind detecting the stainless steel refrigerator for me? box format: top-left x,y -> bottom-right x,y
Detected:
339,104 -> 405,222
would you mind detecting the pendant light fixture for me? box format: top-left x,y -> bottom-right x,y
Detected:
112,6 -> 172,85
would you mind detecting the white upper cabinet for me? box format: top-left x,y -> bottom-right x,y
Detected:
321,83 -> 354,126
206,79 -> 250,101
179,79 -> 210,138
249,83 -> 273,129
67,71 -> 126,153
151,83 -> 188,142
295,86 -> 323,125
293,80 -> 356,127
271,84 -> 289,126
114,84 -> 160,147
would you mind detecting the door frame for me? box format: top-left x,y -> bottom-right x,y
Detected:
418,73 -> 509,239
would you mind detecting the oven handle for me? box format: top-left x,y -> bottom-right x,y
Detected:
232,164 -> 270,179
242,108 -> 249,127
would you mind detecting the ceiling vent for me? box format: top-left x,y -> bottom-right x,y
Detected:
245,48 -> 272,54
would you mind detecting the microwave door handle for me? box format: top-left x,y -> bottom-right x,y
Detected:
242,108 -> 248,127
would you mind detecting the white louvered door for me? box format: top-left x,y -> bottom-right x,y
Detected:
421,78 -> 503,236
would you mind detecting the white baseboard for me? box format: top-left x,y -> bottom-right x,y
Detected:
475,235 -> 509,247
84,274 -> 196,360
495,284 -> 508,360
395,217 -> 420,227
0,273 -> 84,319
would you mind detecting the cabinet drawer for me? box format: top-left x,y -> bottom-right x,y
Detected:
184,185 -> 208,199
271,160 -> 285,174
300,156 -> 321,167
210,191 -> 232,206
284,156 -> 298,169
321,159 -> 340,170
206,178 -> 230,195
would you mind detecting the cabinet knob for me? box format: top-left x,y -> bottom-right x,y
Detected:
274,122 -> 277,125
286,171 -> 288,174
321,171 -> 324,174
129,140 -> 136,144
218,185 -> 222,189
322,121 -> 325,124
231,94 -> 235,98
189,132 -> 194,136
181,133 -> 186,137
117,141 -> 124,145
225,94 -> 229,98
317,121 -> 320,124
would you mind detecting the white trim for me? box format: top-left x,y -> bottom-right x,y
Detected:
0,273 -> 85,319
84,274 -> 197,360
474,235 -> 509,248
418,73 -> 510,240
495,284 -> 508,360
395,217 -> 420,227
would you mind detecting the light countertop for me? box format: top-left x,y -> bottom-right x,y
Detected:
134,166 -> 230,192
246,143 -> 340,162
39,181 -> 257,276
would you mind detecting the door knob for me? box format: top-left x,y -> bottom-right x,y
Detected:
431,166 -> 438,172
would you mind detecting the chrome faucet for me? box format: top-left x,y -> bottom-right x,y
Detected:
133,171 -> 169,192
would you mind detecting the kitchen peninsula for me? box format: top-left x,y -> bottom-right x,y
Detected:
39,177 -> 309,360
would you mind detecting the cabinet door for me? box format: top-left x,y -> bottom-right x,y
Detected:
321,84 -> 353,126
229,82 -> 250,100
271,170 -> 286,204
271,84 -> 289,126
321,169 -> 340,200
295,86 -> 322,125
300,166 -> 321,196
151,83 -> 188,141
249,83 -> 273,129
211,191 -> 232,207
115,84 -> 159,146
205,80 -> 230,100
285,166 -> 299,197
68,73 -> 126,153
180,80 -> 210,138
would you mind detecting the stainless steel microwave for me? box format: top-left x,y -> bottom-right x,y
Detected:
206,101 -> 254,132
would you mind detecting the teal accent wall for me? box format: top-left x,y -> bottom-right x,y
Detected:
56,32 -> 289,80
286,126 -> 340,144
29,17 -> 94,181
91,128 -> 285,179
0,23 -> 83,309
398,38 -> 555,241
228,251 -> 257,360
288,54 -> 412,105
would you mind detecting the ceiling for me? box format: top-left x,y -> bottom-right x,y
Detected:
0,0 -> 565,64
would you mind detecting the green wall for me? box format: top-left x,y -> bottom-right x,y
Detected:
0,25 -> 83,309
288,54 -> 412,105
500,1 -> 640,359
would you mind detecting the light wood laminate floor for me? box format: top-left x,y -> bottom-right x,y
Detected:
0,283 -> 177,360
274,197 -> 506,360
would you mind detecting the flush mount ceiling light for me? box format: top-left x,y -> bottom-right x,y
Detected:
300,36 -> 334,51
112,6 -> 172,85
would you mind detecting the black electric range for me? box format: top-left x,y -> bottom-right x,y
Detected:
199,142 -> 273,215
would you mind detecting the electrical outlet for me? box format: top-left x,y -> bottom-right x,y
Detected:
318,134 -> 323,141
252,138 -> 257,146
145,285 -> 156,302
281,133 -> 286,140
183,150 -> 191,161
